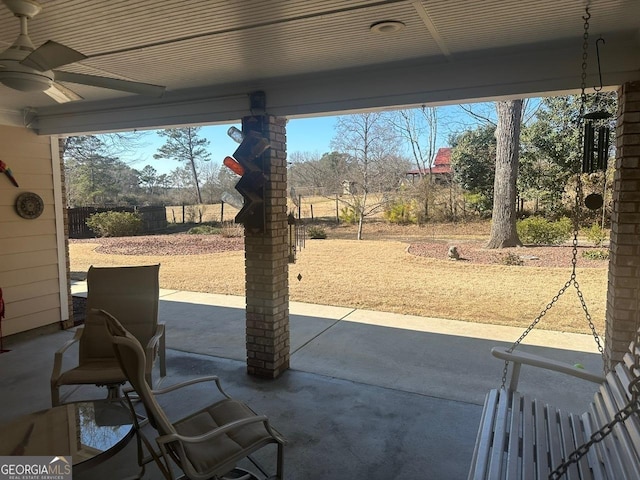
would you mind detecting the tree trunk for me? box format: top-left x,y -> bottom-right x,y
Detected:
356,190 -> 366,240
487,100 -> 523,249
357,213 -> 364,240
189,158 -> 203,204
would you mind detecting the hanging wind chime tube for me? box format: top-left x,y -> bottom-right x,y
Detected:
582,110 -> 611,174
287,212 -> 297,264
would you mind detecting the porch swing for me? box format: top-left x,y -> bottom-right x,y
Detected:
467,5 -> 640,480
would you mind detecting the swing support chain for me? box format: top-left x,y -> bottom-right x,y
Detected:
498,4 -> 640,478
499,133 -> 605,389
548,4 -> 640,476
499,3 -> 605,393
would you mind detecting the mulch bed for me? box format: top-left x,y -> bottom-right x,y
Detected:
407,241 -> 608,268
70,234 -> 608,268
71,234 -> 244,255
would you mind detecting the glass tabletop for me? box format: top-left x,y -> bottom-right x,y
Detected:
0,400 -> 135,470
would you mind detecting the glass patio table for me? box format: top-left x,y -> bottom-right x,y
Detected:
0,400 -> 135,474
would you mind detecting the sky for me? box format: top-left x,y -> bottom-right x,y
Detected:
123,103 -> 500,176
125,116 -> 338,175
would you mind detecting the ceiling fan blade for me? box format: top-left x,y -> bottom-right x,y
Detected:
53,70 -> 165,97
44,82 -> 83,103
21,40 -> 87,71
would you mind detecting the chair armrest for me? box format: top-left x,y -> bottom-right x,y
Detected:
156,415 -> 271,445
145,323 -> 165,352
51,327 -> 84,383
492,346 -> 604,391
126,375 -> 232,399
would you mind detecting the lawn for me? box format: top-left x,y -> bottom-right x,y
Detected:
69,220 -> 608,335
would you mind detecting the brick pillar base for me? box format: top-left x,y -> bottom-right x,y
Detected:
243,115 -> 290,378
605,81 -> 640,369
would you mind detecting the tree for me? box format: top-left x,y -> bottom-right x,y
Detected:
388,106 -> 439,220
450,124 -> 497,215
153,127 -> 211,204
330,112 -> 405,240
167,165 -> 197,204
139,165 -> 159,195
288,151 -> 350,196
521,93 -> 617,216
62,133 -> 149,206
487,99 -> 523,248
65,153 -> 140,206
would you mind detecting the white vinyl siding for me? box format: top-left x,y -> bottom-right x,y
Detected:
0,125 -> 63,336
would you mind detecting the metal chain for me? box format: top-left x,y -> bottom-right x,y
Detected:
580,8 -> 590,111
500,3 -> 605,391
572,176 -> 605,360
549,384 -> 640,479
550,288 -> 640,479
549,20 -> 638,471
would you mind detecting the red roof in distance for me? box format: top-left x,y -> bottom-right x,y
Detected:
406,147 -> 452,175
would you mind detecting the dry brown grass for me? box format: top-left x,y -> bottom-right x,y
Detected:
289,238 -> 606,335
69,220 -> 608,335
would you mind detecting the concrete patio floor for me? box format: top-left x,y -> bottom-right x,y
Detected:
0,283 -> 605,479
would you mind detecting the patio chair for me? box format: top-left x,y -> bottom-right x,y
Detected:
99,309 -> 285,480
51,264 -> 166,406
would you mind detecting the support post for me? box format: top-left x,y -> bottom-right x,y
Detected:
243,115 -> 290,378
605,81 -> 640,368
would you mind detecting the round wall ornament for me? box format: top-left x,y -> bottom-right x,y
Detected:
15,192 -> 44,219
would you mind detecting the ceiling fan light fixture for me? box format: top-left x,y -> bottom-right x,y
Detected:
370,20 -> 405,34
0,70 -> 52,91
2,0 -> 41,19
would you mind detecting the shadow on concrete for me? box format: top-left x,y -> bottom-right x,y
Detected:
0,290 -> 606,479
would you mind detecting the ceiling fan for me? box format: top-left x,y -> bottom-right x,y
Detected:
0,0 -> 165,103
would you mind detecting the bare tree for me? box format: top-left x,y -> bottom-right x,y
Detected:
388,106 -> 439,220
487,100 -> 523,248
330,112 -> 404,239
287,151 -> 349,196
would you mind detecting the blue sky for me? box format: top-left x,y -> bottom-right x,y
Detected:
127,104 -> 499,175
128,116 -> 339,175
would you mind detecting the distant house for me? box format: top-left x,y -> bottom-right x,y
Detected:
406,147 -> 452,183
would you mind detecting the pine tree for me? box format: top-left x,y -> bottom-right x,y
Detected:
153,127 -> 211,204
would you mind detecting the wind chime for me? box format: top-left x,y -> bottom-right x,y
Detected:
287,212 -> 305,264
579,30 -> 612,211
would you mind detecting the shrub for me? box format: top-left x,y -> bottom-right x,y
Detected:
582,223 -> 608,247
339,206 -> 358,224
187,225 -> 221,235
463,192 -> 492,217
582,249 -> 609,260
221,223 -> 243,238
86,211 -> 142,237
184,204 -> 207,223
499,252 -> 524,266
516,216 -> 572,245
307,225 -> 327,239
384,200 -> 417,224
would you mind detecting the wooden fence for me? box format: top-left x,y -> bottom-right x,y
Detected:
67,206 -> 167,238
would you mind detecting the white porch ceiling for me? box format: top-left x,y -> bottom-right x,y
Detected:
0,0 -> 638,135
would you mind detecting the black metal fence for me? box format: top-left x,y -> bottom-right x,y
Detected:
67,206 -> 167,238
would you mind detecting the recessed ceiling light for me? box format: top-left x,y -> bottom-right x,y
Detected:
370,20 -> 405,34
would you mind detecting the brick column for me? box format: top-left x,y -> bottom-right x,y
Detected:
605,81 -> 640,368
243,115 -> 290,378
